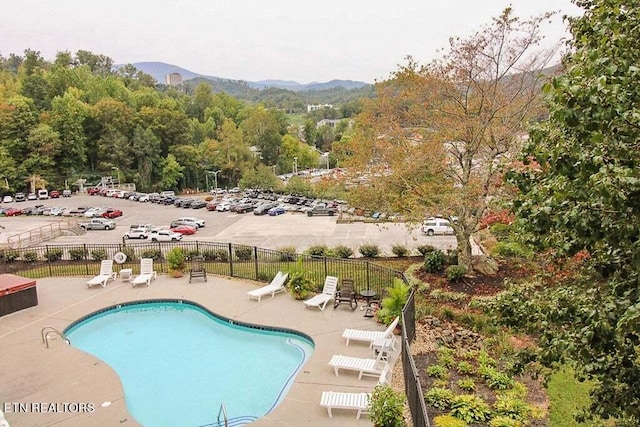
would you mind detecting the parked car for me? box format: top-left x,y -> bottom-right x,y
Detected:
4,208 -> 22,216
177,217 -> 205,228
253,202 -> 277,215
268,206 -> 286,216
62,189 -> 72,197
87,187 -> 101,195
148,229 -> 183,242
37,189 -> 49,199
27,193 -> 37,200
50,190 -> 60,198
123,228 -> 149,239
169,225 -> 196,235
78,218 -> 116,230
206,201 -> 218,211
102,208 -> 123,219
216,202 -> 232,212
14,193 -> 26,202
49,207 -> 67,216
2,195 -> 13,203
190,200 -> 207,209
421,218 -> 454,235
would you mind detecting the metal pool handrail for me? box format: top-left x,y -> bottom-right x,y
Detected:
217,403 -> 228,427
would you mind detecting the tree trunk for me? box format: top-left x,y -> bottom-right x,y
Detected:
456,230 -> 473,272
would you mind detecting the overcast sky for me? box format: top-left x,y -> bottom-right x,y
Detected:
2,0 -> 582,84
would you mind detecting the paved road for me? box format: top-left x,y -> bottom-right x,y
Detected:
0,194 -> 456,254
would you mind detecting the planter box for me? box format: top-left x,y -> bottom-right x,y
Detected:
0,274 -> 38,317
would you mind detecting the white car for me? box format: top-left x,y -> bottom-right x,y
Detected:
216,202 -> 231,212
138,193 -> 150,202
83,207 -> 101,218
123,228 -> 149,239
177,217 -> 205,228
148,229 -> 183,242
421,218 -> 454,236
2,195 -> 13,203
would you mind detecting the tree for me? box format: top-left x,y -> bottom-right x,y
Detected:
241,105 -> 288,165
160,154 -> 184,191
505,0 -> 640,421
343,8 -> 556,271
239,164 -> 283,191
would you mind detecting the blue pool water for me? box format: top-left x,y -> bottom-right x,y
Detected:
64,300 -> 314,427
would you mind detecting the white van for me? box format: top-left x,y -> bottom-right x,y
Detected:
37,189 -> 49,200
421,218 -> 454,236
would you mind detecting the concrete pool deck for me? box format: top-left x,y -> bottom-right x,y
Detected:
0,273 -> 400,426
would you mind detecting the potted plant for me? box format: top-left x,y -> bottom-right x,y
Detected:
368,383 -> 406,427
167,247 -> 186,278
376,278 -> 410,330
286,258 -> 315,300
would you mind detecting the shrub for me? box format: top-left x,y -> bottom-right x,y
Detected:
457,361 -> 475,375
450,394 -> 492,423
424,250 -> 446,273
478,365 -> 515,390
433,415 -> 468,427
490,223 -> 512,241
121,246 -> 136,262
332,245 -> 354,258
212,249 -> 229,261
430,289 -> 467,302
141,248 -> 163,260
368,384 -> 406,427
424,387 -> 456,410
437,347 -> 456,368
391,244 -> 409,257
22,251 -> 38,263
68,246 -> 88,261
234,246 -> 253,261
186,249 -> 200,260
204,195 -> 214,202
375,278 -> 410,326
167,247 -> 186,272
416,244 -> 436,256
0,250 -> 20,262
358,243 -> 380,258
44,248 -> 63,262
493,241 -> 529,258
457,378 -> 476,392
91,249 -> 107,261
426,364 -> 449,379
305,244 -> 328,257
493,395 -> 533,421
446,265 -> 467,282
489,416 -> 523,427
445,249 -> 459,265
277,246 -> 297,261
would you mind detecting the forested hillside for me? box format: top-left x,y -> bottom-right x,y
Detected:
0,49 -> 359,194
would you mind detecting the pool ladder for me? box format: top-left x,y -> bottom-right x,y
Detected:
41,326 -> 70,349
217,403 -> 228,427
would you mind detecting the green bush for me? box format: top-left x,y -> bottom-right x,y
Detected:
433,415 -> 468,427
287,271 -> 315,300
22,251 -> 38,263
235,246 -> 253,261
493,241 -> 529,258
478,365 -> 515,390
450,394 -> 492,423
68,246 -> 88,261
391,244 -> 409,257
424,387 -> 456,410
141,248 -> 163,260
446,265 -> 467,282
424,250 -> 446,273
457,361 -> 475,375
277,246 -> 297,261
186,249 -> 201,260
426,364 -> 449,379
493,394 -> 533,421
91,249 -> 107,261
375,278 -> 410,326
490,223 -> 512,241
44,248 -> 63,262
446,249 -> 459,265
358,243 -> 380,258
167,247 -> 186,272
121,246 -> 136,262
332,245 -> 354,258
430,289 -> 467,302
305,244 -> 328,257
0,249 -> 20,262
369,384 -> 406,427
457,378 -> 476,392
438,347 -> 456,368
489,416 -> 522,427
416,244 -> 436,256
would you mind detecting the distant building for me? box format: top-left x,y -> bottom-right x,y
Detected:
307,104 -> 333,112
316,119 -> 353,129
165,73 -> 183,86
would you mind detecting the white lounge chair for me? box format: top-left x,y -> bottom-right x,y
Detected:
319,365 -> 390,419
86,260 -> 117,288
303,276 -> 339,311
342,316 -> 399,350
132,258 -> 157,287
247,271 -> 289,302
328,349 -> 390,380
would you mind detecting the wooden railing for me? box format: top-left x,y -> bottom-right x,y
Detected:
5,219 -> 84,249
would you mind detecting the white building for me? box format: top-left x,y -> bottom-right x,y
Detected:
307,104 -> 333,112
165,73 -> 183,86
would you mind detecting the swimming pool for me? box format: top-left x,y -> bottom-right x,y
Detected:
64,299 -> 314,427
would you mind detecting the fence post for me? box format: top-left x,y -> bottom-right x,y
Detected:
46,245 -> 53,277
228,243 -> 234,277
254,246 -> 259,280
84,244 -> 89,276
366,261 -> 370,290
323,256 -> 328,278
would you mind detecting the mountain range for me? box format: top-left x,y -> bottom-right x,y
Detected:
121,61 -> 369,92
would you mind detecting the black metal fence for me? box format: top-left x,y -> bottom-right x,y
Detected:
402,289 -> 432,427
0,240 -> 430,426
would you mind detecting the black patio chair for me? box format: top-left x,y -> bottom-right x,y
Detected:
334,278 -> 357,311
188,256 -> 207,283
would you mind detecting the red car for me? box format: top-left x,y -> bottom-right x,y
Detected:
50,190 -> 60,198
4,208 -> 23,216
87,187 -> 101,195
101,208 -> 123,219
169,225 -> 196,235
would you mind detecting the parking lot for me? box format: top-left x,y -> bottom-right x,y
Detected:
0,194 -> 456,254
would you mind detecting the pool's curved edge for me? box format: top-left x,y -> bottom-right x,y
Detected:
63,298 -> 315,347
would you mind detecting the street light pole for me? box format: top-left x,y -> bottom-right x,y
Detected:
111,167 -> 121,187
212,170 -> 220,193
293,157 -> 298,175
